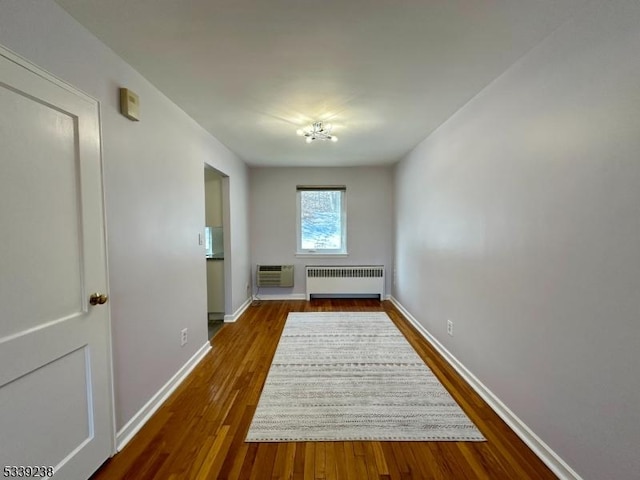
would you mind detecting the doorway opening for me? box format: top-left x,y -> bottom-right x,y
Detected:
204,166 -> 225,340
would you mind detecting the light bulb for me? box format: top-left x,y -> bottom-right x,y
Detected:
296,128 -> 304,136
324,123 -> 332,131
331,136 -> 338,142
305,137 -> 313,144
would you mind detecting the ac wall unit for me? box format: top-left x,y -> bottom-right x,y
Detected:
256,265 -> 294,287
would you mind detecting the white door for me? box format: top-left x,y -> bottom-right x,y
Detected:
0,47 -> 113,479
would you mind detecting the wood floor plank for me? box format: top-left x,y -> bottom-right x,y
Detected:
284,443 -> 298,480
292,441 -> 306,480
237,441 -> 258,479
194,425 -> 230,479
342,442 -> 359,480
455,442 -> 492,480
333,442 -> 348,480
90,300 -> 558,480
303,443 -> 315,479
314,442 -> 326,479
379,442 -> 403,480
407,443 -> 437,480
370,441 -> 389,477
324,442 -> 337,480
249,443 -> 277,479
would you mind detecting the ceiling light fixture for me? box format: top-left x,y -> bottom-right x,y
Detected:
296,121 -> 338,143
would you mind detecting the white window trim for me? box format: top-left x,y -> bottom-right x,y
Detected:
295,253 -> 349,258
296,187 -> 348,255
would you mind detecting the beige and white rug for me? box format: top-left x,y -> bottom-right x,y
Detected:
245,312 -> 485,442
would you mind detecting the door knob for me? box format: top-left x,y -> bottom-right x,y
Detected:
89,293 -> 109,305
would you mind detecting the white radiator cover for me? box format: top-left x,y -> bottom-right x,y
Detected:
305,265 -> 385,300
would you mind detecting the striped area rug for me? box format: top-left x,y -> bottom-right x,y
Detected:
245,312 -> 485,442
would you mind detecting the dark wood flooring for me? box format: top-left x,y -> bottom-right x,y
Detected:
90,299 -> 557,479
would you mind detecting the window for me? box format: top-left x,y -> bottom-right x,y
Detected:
296,186 -> 347,255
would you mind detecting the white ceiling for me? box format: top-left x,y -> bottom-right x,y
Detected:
56,0 -> 587,167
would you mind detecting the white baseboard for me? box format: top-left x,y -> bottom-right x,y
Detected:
115,341 -> 211,451
389,296 -> 583,480
253,293 -> 307,301
224,297 -> 252,323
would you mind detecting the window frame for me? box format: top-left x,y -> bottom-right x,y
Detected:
296,186 -> 347,256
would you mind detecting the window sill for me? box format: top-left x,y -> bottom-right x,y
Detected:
295,253 -> 349,258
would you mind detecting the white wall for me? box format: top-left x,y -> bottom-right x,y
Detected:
0,0 -> 250,432
394,1 -> 640,478
250,167 -> 394,297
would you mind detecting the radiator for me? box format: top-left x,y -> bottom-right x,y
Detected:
305,265 -> 385,300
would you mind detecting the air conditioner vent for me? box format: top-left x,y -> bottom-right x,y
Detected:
257,265 -> 294,287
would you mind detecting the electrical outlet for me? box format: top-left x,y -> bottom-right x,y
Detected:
447,320 -> 454,337
180,328 -> 188,346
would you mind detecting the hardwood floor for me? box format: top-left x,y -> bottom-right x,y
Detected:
91,300 -> 557,479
